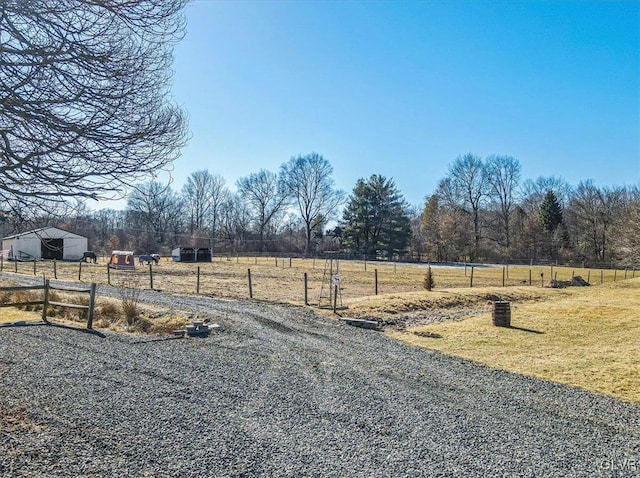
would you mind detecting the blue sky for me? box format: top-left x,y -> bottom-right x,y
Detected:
142,0 -> 638,209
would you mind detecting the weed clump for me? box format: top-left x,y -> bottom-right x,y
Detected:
119,282 -> 141,328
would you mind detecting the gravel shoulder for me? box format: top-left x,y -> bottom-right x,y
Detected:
1,274 -> 639,477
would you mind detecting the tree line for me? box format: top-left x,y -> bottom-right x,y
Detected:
420,154 -> 639,267
4,152 -> 638,267
1,2 -> 637,267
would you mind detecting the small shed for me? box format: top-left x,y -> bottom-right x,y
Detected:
1,227 -> 88,261
172,247 -> 212,262
109,250 -> 135,269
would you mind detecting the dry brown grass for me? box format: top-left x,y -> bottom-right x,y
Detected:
0,277 -> 190,334
5,256 -> 634,305
386,279 -> 640,404
2,260 -> 639,403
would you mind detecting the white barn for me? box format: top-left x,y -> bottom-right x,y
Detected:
1,227 -> 88,261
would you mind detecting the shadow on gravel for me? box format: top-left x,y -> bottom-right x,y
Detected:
131,336 -> 187,345
0,320 -> 46,328
0,320 -> 106,338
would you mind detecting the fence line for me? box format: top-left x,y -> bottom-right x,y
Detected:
0,280 -> 97,329
1,257 -> 637,307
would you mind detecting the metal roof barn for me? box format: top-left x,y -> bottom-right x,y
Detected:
1,227 -> 88,261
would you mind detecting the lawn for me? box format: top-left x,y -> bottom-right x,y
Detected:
386,279 -> 640,404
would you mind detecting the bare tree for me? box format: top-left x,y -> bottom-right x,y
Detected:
182,170 -> 217,234
485,154 -> 521,249
89,208 -> 126,252
126,181 -> 185,250
521,176 -> 572,216
280,153 -> 344,254
208,173 -> 228,242
219,192 -> 251,251
440,154 -> 488,260
0,1 -> 189,215
615,185 -> 640,266
236,170 -> 289,252
567,180 -> 625,263
421,194 -> 442,262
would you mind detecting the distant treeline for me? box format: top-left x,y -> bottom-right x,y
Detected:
4,153 -> 639,267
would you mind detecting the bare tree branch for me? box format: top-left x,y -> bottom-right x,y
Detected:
0,0 -> 189,216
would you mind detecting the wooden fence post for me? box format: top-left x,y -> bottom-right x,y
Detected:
614,269 -> 617,282
587,270 -> 591,283
375,269 -> 378,295
107,264 -> 111,285
528,269 -> 532,286
14,259 -> 17,273
600,270 -> 604,284
470,266 -> 474,288
502,266 -> 505,287
149,263 -> 153,290
333,284 -> 338,313
364,256 -> 367,272
42,279 -> 50,323
87,283 -> 97,329
78,261 -> 82,281
53,259 -> 57,279
0,254 -> 3,271
304,273 -> 308,306
196,266 -> 200,294
33,259 -> 36,276
248,268 -> 253,299
540,272 -> 544,287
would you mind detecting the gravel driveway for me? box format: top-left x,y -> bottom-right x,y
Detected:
1,276 -> 639,477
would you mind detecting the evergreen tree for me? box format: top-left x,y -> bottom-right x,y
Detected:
341,175 -> 411,257
538,190 -> 563,233
538,189 -> 564,260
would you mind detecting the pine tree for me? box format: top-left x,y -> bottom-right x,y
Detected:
341,175 -> 411,257
538,190 -> 563,233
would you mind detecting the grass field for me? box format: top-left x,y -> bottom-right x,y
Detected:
0,255 -> 634,305
1,257 -> 638,403
386,279 -> 640,404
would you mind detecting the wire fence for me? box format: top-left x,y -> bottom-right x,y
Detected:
0,255 -> 636,307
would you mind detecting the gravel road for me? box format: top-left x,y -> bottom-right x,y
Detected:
1,275 -> 639,477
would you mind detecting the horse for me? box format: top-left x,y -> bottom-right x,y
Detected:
139,253 -> 160,265
82,251 -> 97,263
